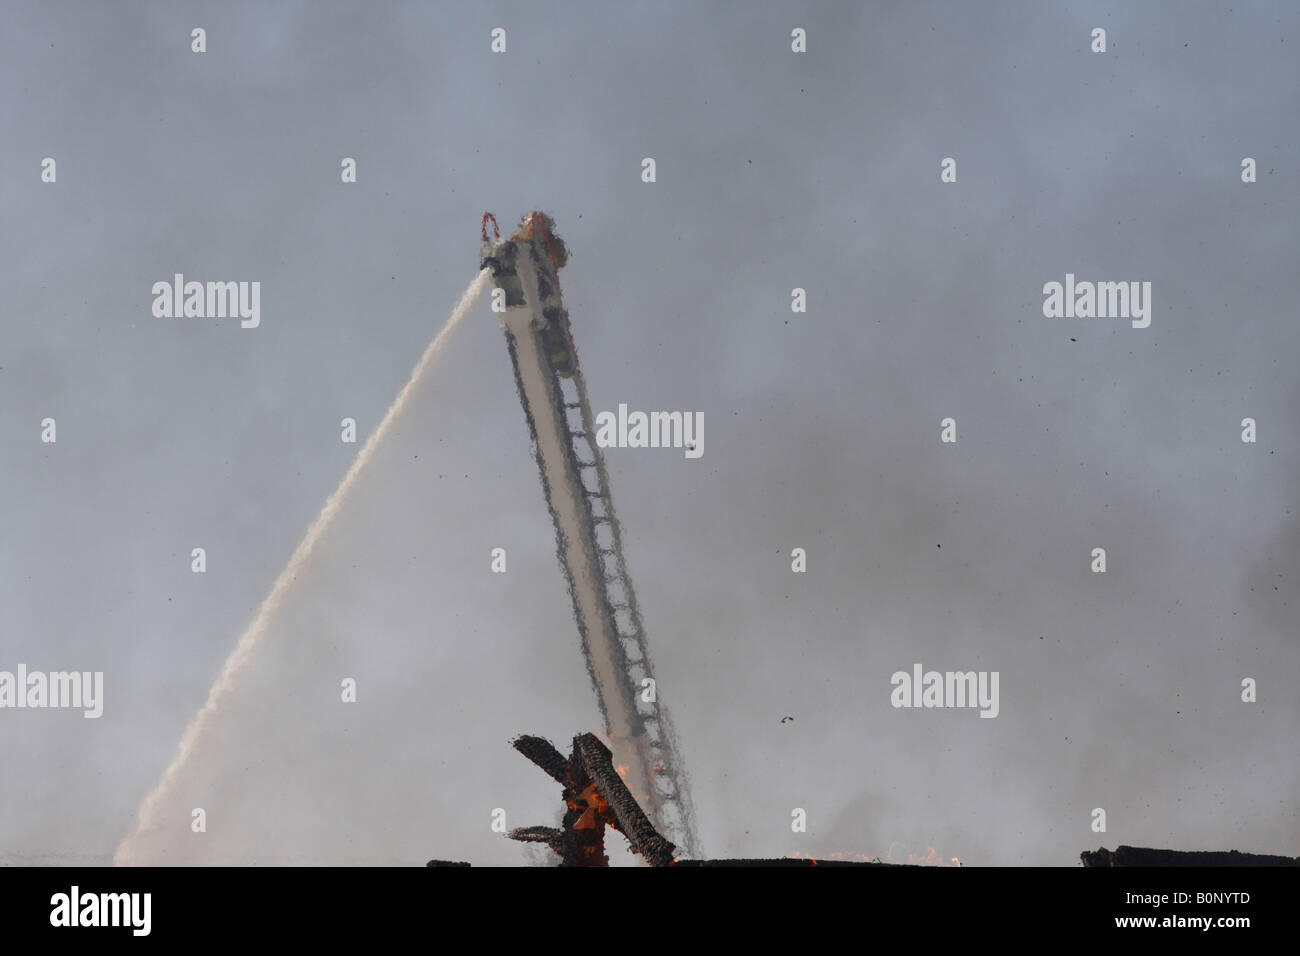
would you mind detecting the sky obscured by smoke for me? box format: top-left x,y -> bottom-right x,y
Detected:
1,0 -> 1296,865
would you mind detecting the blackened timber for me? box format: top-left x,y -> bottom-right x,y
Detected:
512,735 -> 570,785
673,859 -> 900,867
574,733 -> 675,867
1082,845 -> 1300,867
507,826 -> 564,851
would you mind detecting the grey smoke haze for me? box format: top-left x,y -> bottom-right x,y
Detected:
1,1 -> 1296,865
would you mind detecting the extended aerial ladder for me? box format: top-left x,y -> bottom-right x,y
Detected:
479,211 -> 700,859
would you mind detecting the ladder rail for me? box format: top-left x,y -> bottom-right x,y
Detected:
562,370 -> 702,858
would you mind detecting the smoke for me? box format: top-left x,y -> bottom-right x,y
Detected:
113,270 -> 490,865
1242,511 -> 1300,642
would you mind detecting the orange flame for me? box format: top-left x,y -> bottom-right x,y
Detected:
906,845 -> 941,866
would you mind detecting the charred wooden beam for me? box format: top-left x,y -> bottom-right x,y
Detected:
1082,845 -> 1300,867
573,732 -> 676,867
673,858 -> 899,867
508,826 -> 564,852
512,734 -> 570,785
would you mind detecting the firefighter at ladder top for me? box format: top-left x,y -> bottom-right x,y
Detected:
508,211 -> 575,377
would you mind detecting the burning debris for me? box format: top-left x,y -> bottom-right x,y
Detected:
1082,846 -> 1300,867
507,733 -> 676,867
424,732 -> 913,867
